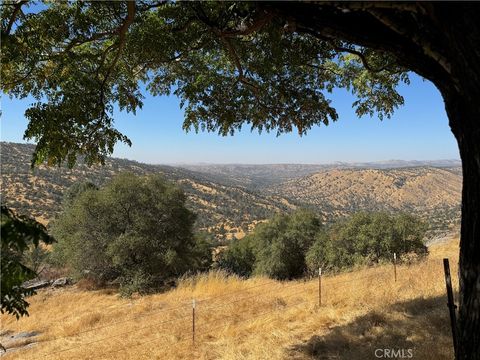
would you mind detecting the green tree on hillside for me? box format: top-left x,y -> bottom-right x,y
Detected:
306,212 -> 427,272
216,235 -> 256,278
218,209 -> 323,280
62,181 -> 98,207
51,173 -> 210,294
393,213 -> 429,255
253,209 -> 322,279
305,230 -> 336,273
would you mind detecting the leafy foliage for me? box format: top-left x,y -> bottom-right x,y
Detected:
1,2 -> 407,167
0,206 -> 55,318
216,235 -> 256,277
62,181 -> 98,207
218,209 -> 323,280
252,210 -> 322,279
306,212 -> 428,273
219,210 -> 427,280
51,173 -> 212,294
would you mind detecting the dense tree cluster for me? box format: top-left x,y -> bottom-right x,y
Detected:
218,210 -> 427,280
51,173 -> 213,295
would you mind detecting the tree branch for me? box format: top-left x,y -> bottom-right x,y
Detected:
265,2 -> 452,89
305,63 -> 341,76
329,2 -> 423,14
98,1 -> 136,117
331,44 -> 391,73
366,9 -> 451,75
64,32 -> 114,52
220,12 -> 275,38
4,0 -> 27,35
219,35 -> 262,95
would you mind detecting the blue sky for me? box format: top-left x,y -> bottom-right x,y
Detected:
1,73 -> 459,165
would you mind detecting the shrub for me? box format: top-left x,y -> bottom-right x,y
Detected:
216,235 -> 256,277
1,206 -> 55,318
51,173 -> 208,294
253,209 -> 322,279
305,230 -> 335,274
220,210 -> 428,280
218,209 -> 323,280
306,212 -> 428,273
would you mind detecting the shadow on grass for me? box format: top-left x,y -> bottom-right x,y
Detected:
288,296 -> 454,360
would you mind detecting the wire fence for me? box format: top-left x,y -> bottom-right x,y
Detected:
5,256 -> 457,360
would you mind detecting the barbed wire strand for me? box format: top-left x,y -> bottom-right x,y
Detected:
91,291 -> 312,359
28,258 -> 447,358
39,311 -> 191,358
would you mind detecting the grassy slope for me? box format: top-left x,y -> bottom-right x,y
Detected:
1,239 -> 459,360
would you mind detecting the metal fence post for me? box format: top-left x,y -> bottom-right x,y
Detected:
192,299 -> 196,346
443,258 -> 458,359
318,267 -> 322,307
393,252 -> 397,282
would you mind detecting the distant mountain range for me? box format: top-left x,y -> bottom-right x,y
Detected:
178,160 -> 461,189
1,142 -> 461,239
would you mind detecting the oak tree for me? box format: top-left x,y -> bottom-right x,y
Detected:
51,173 -> 203,294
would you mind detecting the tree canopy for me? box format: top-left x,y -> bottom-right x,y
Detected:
1,1 -> 408,167
51,173 -> 212,294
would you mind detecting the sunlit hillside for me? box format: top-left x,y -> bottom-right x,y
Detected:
0,238 -> 459,359
0,142 -> 296,239
1,142 -> 461,240
270,167 -> 462,236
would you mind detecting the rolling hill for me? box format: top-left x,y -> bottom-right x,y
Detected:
179,160 -> 462,190
268,167 -> 462,235
1,142 -> 462,239
0,142 -> 296,239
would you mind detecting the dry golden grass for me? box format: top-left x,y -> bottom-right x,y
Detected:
1,239 -> 459,360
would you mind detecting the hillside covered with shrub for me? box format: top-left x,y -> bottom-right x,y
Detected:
1,142 -> 296,239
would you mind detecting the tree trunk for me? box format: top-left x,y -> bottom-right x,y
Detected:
443,87 -> 480,359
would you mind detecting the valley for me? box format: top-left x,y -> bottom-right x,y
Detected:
1,142 -> 462,240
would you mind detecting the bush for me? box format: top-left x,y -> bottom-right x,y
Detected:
305,230 -> 335,274
216,235 -> 255,277
218,209 -> 323,280
219,210 -> 428,280
1,206 -> 55,318
306,212 -> 428,273
51,173 -> 210,294
253,210 -> 322,279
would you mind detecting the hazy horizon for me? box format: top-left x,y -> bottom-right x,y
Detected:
1,140 -> 460,168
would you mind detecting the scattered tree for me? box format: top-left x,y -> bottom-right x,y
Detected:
61,181 -> 98,207
217,235 -> 256,278
221,210 -> 426,279
253,210 -> 322,279
306,212 -> 427,273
